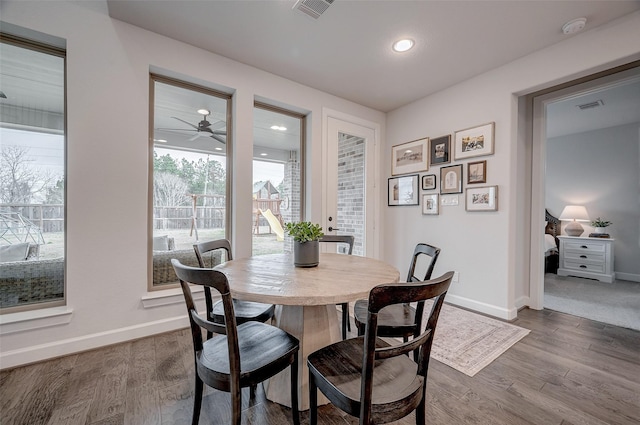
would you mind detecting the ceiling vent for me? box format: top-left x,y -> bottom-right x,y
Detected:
293,0 -> 334,19
577,100 -> 604,110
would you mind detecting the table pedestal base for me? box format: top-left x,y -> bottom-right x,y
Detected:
265,304 -> 341,410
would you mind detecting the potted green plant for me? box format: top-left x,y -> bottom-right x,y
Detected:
284,221 -> 324,267
590,217 -> 612,234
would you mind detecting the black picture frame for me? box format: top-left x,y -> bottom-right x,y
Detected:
388,174 -> 419,206
421,174 -> 436,190
429,135 -> 451,165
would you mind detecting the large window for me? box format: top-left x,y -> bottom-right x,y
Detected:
0,36 -> 66,312
252,103 -> 304,256
150,76 -> 230,288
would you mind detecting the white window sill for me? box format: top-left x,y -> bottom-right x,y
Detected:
141,285 -> 206,308
0,306 -> 73,335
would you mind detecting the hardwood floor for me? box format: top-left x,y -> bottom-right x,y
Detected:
1,308 -> 639,424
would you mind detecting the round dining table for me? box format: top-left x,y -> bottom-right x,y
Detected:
214,252 -> 400,410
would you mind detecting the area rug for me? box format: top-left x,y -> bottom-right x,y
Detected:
428,303 -> 530,377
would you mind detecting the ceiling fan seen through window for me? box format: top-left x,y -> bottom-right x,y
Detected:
157,108 -> 226,144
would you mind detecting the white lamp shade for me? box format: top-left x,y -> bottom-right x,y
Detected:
559,205 -> 590,222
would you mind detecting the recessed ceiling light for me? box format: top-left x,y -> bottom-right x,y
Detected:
260,153 -> 268,156
154,139 -> 167,143
562,18 -> 587,35
393,38 -> 414,53
197,108 -> 210,115
215,147 -> 222,151
270,125 -> 287,131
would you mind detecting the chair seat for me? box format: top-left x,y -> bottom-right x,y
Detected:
199,321 -> 299,390
211,299 -> 275,325
353,299 -> 417,337
308,336 -> 423,419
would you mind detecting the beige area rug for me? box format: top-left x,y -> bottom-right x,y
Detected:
428,303 -> 530,377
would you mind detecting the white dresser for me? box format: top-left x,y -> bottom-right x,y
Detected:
557,236 -> 615,283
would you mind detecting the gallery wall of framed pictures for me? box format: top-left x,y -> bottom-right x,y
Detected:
388,121 -> 498,212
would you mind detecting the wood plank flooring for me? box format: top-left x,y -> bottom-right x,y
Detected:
1,307 -> 638,425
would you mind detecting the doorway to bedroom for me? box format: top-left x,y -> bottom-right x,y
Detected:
534,65 -> 640,330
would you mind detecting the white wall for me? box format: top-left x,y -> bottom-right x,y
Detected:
384,12 -> 640,319
546,123 -> 640,280
0,1 -> 385,368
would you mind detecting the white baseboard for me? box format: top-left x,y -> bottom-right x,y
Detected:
615,272 -> 640,283
0,315 -> 189,370
445,293 -> 517,321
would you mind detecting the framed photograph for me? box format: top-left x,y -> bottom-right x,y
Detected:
454,122 -> 495,160
440,164 -> 463,194
391,138 -> 429,175
429,135 -> 451,165
388,174 -> 419,206
422,194 -> 439,215
467,160 -> 487,184
466,185 -> 498,211
421,174 -> 436,190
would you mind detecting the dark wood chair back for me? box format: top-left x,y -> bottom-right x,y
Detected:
360,271 -> 453,423
307,271 -> 454,425
193,238 -> 233,329
407,242 -> 440,282
172,259 -> 300,425
319,234 -> 355,255
319,234 -> 356,339
194,238 -> 232,266
406,243 -> 441,336
172,258 -> 237,347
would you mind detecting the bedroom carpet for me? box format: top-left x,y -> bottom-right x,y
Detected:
423,303 -> 530,377
544,274 -> 640,331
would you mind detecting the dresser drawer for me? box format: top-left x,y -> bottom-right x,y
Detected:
563,260 -> 606,274
563,251 -> 605,263
563,241 -> 606,253
557,236 -> 615,283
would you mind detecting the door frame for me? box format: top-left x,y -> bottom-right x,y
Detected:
528,66 -> 640,309
322,108 -> 381,259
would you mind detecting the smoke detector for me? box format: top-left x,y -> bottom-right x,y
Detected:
293,0 -> 334,19
562,18 -> 587,35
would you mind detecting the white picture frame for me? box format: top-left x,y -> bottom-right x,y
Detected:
391,138 -> 429,175
465,185 -> 498,211
422,194 -> 439,215
454,122 -> 495,160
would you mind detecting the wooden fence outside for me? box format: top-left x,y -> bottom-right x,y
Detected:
0,204 -> 64,233
2,198 -> 283,233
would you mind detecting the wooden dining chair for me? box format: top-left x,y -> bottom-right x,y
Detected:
194,239 -> 275,339
308,271 -> 454,425
319,234 -> 355,340
171,259 -> 300,425
353,243 -> 441,347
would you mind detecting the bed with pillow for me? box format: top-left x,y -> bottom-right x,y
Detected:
544,209 -> 560,274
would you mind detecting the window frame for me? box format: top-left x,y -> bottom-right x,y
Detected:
253,101 -> 306,221
148,74 -> 232,291
0,33 -> 67,314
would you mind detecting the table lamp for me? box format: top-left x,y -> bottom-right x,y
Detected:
559,205 -> 590,236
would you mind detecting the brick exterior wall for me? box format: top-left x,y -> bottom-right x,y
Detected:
337,134 -> 365,256
281,151 -> 300,253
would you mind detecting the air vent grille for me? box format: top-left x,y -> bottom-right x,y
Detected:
577,100 -> 604,110
293,0 -> 334,19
